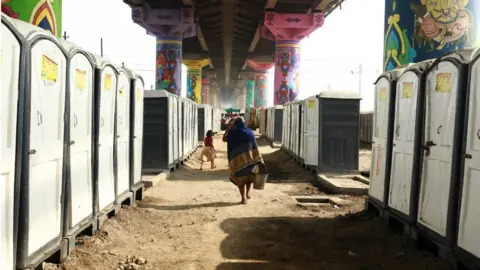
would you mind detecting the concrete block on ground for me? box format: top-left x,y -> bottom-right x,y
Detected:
142,170 -> 170,188
315,174 -> 369,195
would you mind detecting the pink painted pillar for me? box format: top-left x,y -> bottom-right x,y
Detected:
130,7 -> 196,95
261,12 -> 325,105
201,78 -> 209,104
247,60 -> 274,109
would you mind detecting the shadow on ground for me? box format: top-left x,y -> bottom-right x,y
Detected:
137,199 -> 239,211
216,212 -> 449,270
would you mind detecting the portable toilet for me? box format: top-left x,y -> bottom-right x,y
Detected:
180,99 -> 189,160
267,106 -> 284,144
417,53 -> 469,247
57,39 -> 96,252
142,90 -> 177,173
89,54 -> 118,227
302,96 -> 319,166
259,109 -> 267,135
113,67 -> 133,205
198,104 -> 212,143
387,60 -> 432,226
368,68 -> 404,211
281,105 -> 287,149
5,16 -> 69,269
1,14 -> 24,270
178,98 -> 185,160
288,101 -> 300,156
456,48 -> 480,267
316,91 -> 362,172
126,70 -> 145,201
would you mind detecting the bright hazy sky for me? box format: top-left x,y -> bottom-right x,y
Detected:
63,0 -> 384,111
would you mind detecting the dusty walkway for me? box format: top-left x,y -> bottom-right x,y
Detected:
50,133 -> 448,270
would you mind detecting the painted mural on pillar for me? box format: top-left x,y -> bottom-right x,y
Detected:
186,69 -> 201,103
201,79 -> 209,104
2,0 -> 62,37
156,38 -> 182,95
254,73 -> 267,108
275,42 -> 301,105
245,80 -> 255,108
384,0 -> 477,71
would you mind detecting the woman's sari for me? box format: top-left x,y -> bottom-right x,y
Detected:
226,120 -> 264,187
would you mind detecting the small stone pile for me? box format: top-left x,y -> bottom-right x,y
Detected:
116,255 -> 147,270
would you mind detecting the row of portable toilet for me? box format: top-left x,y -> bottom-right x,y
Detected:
279,92 -> 362,172
1,15 -> 145,270
142,91 -> 199,173
264,106 -> 284,144
368,48 -> 480,269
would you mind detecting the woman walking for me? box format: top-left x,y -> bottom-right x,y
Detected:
223,117 -> 265,204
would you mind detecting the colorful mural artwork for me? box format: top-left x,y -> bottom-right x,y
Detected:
201,78 -> 209,104
274,41 -> 301,105
384,0 -> 478,71
2,0 -> 62,37
254,73 -> 267,108
156,37 -> 182,95
245,80 -> 255,108
186,68 -> 201,103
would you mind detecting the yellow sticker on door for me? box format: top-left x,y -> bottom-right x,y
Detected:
402,82 -> 413,99
76,69 -> 86,90
136,88 -> 141,100
308,100 -> 315,108
379,88 -> 387,100
41,55 -> 58,82
104,74 -> 112,90
436,73 -> 452,93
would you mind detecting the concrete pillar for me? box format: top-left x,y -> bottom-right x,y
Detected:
247,60 -> 274,109
383,0 -> 478,71
201,78 -> 209,105
261,12 -> 324,104
245,80 -> 254,109
129,7 -> 196,95
183,59 -> 210,103
156,37 -> 182,95
253,72 -> 268,109
2,0 -> 62,37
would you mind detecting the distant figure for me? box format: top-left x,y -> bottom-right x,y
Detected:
223,117 -> 265,204
199,130 -> 216,170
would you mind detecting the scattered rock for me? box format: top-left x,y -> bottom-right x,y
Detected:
136,257 -> 147,265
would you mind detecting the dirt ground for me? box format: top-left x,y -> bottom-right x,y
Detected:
46,133 -> 448,270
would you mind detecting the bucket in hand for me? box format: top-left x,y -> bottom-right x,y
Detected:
253,173 -> 268,190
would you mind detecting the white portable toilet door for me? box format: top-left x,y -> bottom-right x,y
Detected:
69,53 -> 94,226
1,23 -> 19,270
369,77 -> 392,203
172,98 -> 178,161
116,72 -> 130,196
98,67 -> 117,211
304,98 -> 318,166
132,78 -> 144,186
457,58 -> 480,257
418,61 -> 460,236
299,105 -> 305,159
28,40 -> 67,255
388,72 -> 419,214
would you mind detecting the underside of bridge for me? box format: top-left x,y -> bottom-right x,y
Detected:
123,0 -> 343,104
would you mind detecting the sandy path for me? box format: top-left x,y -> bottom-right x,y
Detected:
47,134 -> 447,270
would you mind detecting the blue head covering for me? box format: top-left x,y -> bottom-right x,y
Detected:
226,118 -> 256,161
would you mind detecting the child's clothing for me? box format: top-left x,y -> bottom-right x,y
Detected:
199,137 -> 215,161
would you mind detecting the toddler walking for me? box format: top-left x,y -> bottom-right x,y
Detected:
200,130 -> 216,170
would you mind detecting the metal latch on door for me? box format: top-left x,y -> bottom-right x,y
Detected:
421,140 -> 436,157
462,153 -> 472,159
